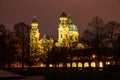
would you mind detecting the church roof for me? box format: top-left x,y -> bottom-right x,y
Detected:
68,15 -> 72,24
69,24 -> 78,31
32,16 -> 38,23
41,35 -> 54,41
68,15 -> 78,31
60,11 -> 67,17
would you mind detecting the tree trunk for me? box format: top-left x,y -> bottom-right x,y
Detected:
22,39 -> 25,70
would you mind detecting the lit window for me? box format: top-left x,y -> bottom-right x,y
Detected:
59,63 -> 63,67
61,34 -> 62,38
84,62 -> 89,67
99,62 -> 103,67
49,64 -> 53,67
91,62 -> 96,67
78,62 -> 82,67
72,62 -> 77,67
67,63 -> 71,67
40,63 -> 46,67
106,61 -> 110,65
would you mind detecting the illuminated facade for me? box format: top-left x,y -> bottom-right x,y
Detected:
30,16 -> 54,59
56,11 -> 79,47
30,11 -> 80,57
30,12 -> 111,69
11,11 -> 116,68
30,16 -> 40,56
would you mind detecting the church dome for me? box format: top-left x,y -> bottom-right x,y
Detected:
69,24 -> 78,31
68,16 -> 78,31
40,35 -> 48,43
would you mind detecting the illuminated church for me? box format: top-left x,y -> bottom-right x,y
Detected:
30,11 -> 80,56
56,11 -> 79,47
30,16 -> 54,57
12,11 -> 114,68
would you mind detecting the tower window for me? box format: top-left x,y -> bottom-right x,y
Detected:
66,34 -> 67,38
61,34 -> 62,38
60,31 -> 62,33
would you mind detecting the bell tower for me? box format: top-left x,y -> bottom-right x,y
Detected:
30,16 -> 40,40
58,11 -> 69,47
30,16 -> 40,54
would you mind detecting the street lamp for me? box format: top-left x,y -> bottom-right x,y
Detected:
92,54 -> 96,58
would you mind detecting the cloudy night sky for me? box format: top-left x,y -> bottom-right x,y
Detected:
0,0 -> 120,39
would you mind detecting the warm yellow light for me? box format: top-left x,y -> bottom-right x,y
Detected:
72,62 -> 77,67
106,61 -> 110,65
40,63 -> 46,67
91,62 -> 96,67
84,62 -> 89,67
67,63 -> 71,67
49,64 -> 53,67
99,62 -> 103,67
77,43 -> 85,49
59,63 -> 63,67
92,54 -> 96,58
78,62 -> 82,67
31,23 -> 38,27
60,17 -> 68,21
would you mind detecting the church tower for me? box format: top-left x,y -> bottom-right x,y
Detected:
30,16 -> 40,55
58,11 -> 69,47
57,11 -> 79,47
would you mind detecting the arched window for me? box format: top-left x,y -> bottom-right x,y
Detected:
91,62 -> 96,67
84,62 -> 89,67
67,63 -> 71,67
61,34 -> 62,38
99,62 -> 103,68
78,62 -> 82,67
72,62 -> 77,67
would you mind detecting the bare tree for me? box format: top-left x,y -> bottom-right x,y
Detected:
104,21 -> 120,65
81,16 -> 105,67
14,22 -> 30,69
0,24 -> 7,68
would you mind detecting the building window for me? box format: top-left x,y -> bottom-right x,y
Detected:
61,34 -> 62,38
60,31 -> 62,33
99,62 -> 103,68
78,62 -> 82,67
66,34 -> 67,38
67,63 -> 71,67
84,62 -> 89,67
91,62 -> 96,67
72,62 -> 77,67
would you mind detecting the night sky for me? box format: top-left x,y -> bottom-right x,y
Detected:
0,0 -> 120,39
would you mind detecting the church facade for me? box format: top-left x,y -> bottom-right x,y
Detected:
56,11 -> 79,47
30,16 -> 54,59
28,11 -> 115,68
30,11 -> 80,57
10,11 -> 115,68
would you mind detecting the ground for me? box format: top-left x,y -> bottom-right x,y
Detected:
0,68 -> 120,80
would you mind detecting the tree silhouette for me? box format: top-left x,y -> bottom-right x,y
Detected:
104,21 -> 120,65
47,46 -> 68,67
0,24 -> 7,68
81,16 -> 105,67
14,22 -> 30,69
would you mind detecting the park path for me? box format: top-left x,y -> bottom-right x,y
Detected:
0,69 -> 21,77
22,76 -> 46,80
0,69 -> 46,80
